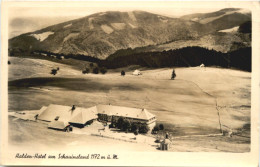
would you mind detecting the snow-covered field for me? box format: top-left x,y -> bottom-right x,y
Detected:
111,23 -> 126,30
219,26 -> 239,33
30,32 -> 54,41
7,57 -> 251,152
101,24 -> 114,34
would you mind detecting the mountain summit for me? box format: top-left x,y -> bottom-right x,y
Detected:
9,9 -> 251,59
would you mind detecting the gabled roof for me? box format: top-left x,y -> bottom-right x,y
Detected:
96,105 -> 155,120
38,104 -> 155,124
38,106 -> 47,115
69,106 -> 98,124
38,104 -> 98,124
38,104 -> 77,122
138,109 -> 155,120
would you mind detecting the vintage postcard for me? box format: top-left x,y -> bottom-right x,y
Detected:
0,1 -> 259,166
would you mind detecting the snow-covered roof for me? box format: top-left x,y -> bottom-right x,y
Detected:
133,70 -> 141,75
38,104 -> 155,124
69,106 -> 98,124
48,121 -> 69,130
38,104 -> 97,124
96,105 -> 155,120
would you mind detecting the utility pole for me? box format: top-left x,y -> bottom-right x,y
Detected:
215,99 -> 223,134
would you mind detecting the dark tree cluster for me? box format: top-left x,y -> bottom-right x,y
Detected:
110,117 -> 150,134
9,45 -> 251,72
100,67 -> 107,74
82,63 -> 107,75
99,46 -> 251,72
151,124 -> 164,134
238,21 -> 251,34
92,67 -> 99,74
82,67 -> 90,74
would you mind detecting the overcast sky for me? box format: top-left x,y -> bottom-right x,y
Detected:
9,4 -> 224,38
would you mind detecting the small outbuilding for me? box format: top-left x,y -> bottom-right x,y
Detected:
200,63 -> 205,68
133,70 -> 142,76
